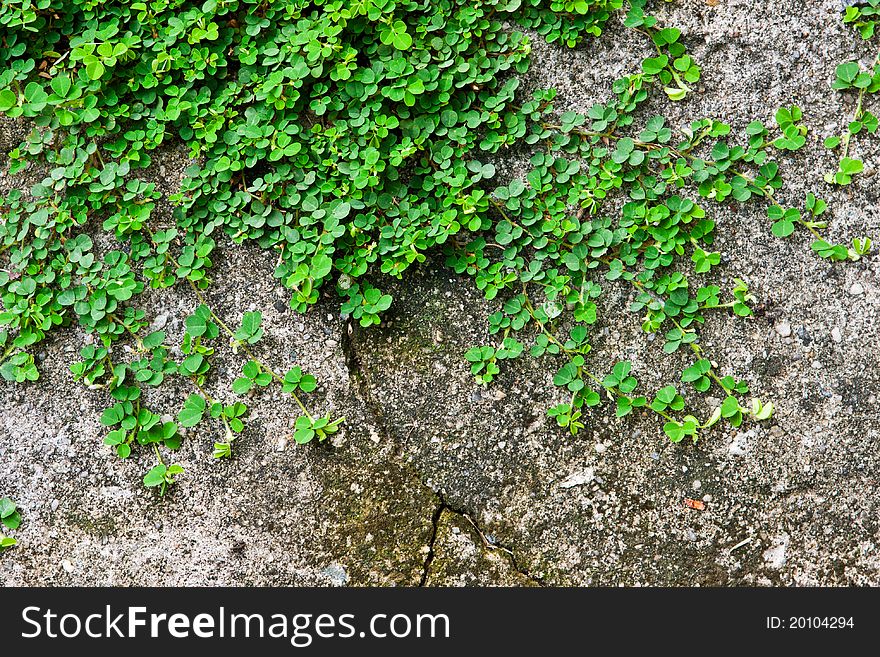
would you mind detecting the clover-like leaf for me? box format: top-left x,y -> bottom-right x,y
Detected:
178,394 -> 207,428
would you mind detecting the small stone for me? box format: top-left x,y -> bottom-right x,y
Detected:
50,499 -> 59,511
692,480 -> 702,491
728,430 -> 753,457
321,563 -> 349,587
594,442 -> 606,454
849,282 -> 865,296
831,327 -> 842,343
150,313 -> 169,331
559,468 -> 595,489
61,559 -> 75,573
796,326 -> 811,345
774,321 -> 792,338
275,436 -> 288,452
763,534 -> 789,570
811,360 -> 822,369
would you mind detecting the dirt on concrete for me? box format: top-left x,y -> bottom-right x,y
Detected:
1,0 -> 880,586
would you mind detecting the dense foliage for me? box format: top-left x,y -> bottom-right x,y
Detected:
0,0 -> 872,492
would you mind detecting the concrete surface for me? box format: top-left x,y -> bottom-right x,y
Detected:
1,0 -> 879,586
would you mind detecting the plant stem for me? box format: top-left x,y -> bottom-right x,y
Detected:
186,280 -> 313,420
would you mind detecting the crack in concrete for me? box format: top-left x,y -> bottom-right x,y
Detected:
340,320 -> 376,414
419,494 -> 546,587
419,499 -> 445,586
340,319 -> 408,458
340,321 -> 543,587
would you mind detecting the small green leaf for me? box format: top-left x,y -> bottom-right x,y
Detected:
178,394 -> 207,427
232,377 -> 253,394
664,422 -> 684,443
824,136 -> 841,149
234,311 -> 263,344
656,385 -> 677,404
840,157 -> 864,175
720,396 -> 740,418
86,59 -> 105,80
141,331 -> 166,349
0,89 -> 17,112
2,510 -> 21,530
143,465 -> 167,487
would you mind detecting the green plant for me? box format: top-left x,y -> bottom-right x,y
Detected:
844,0 -> 880,40
1,497 -> 20,550
143,463 -> 184,496
827,2 -> 880,188
0,497 -> 20,530
0,0 -> 875,495
81,296 -> 334,490
773,105 -> 807,151
465,339 -> 524,385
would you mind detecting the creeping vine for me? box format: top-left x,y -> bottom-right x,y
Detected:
0,0 -> 873,493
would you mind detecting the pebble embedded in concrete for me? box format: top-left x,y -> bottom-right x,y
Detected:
775,322 -> 792,337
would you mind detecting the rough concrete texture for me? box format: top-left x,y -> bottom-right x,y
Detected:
2,0 -> 880,586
